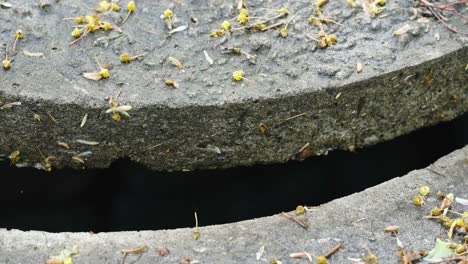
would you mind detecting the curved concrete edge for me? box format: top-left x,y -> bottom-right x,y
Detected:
1,145 -> 467,263
1,47 -> 467,171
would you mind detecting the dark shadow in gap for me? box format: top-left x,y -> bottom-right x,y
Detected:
0,113 -> 467,233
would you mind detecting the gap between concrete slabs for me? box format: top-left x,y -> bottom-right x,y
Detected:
0,0 -> 467,171
0,145 -> 467,263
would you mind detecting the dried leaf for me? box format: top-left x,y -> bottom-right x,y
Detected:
0,101 -> 21,109
417,17 -> 431,23
165,80 -> 179,88
440,193 -> 454,209
169,25 -> 188,34
80,114 -> 88,128
168,56 -> 183,70
296,143 -> 315,160
384,225 -> 400,234
83,72 -> 102,81
203,50 -> 214,65
76,139 -> 99,146
393,24 -> 412,36
23,50 -> 44,57
106,105 -> 132,113
57,142 -> 70,149
256,246 -> 265,260
455,197 -> 468,206
71,156 -> 85,164
121,245 -> 147,254
424,239 -> 453,262
0,1 -> 12,8
47,245 -> 79,264
290,252 -> 313,262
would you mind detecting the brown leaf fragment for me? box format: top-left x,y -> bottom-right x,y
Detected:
440,193 -> 454,209
296,143 -> 315,160
57,142 -> 70,149
165,80 -> 179,88
422,68 -> 433,87
71,156 -> 85,164
158,247 -> 170,256
181,256 -> 191,264
168,56 -> 183,70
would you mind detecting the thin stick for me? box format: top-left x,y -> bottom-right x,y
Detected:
231,12 -> 287,32
261,21 -> 285,31
13,37 -> 19,53
280,212 -> 309,229
322,241 -> 344,258
3,45 -> 9,61
47,111 -> 59,124
36,146 -> 47,159
284,112 -> 307,122
147,143 -> 163,150
122,10 -> 132,24
69,29 -> 90,46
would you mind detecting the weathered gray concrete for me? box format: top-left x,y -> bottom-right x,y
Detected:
0,145 -> 467,263
0,0 -> 467,171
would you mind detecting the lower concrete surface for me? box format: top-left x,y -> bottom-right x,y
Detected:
1,145 -> 467,264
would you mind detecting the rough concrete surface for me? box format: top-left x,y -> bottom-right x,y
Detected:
0,0 -> 467,171
0,145 -> 467,263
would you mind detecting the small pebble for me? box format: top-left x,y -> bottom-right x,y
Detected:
356,63 -> 364,73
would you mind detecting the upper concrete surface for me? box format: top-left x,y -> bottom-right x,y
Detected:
0,0 -> 466,107
1,146 -> 467,263
0,0 -> 467,170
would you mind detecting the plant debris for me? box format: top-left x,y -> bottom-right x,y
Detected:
203,50 -> 214,65
23,50 -> 45,57
424,238 -> 454,262
2,45 -> 11,70
167,56 -> 184,70
106,91 -> 132,121
193,211 -> 201,240
158,247 -> 170,256
120,245 -> 147,264
0,101 -> 21,110
122,1 -> 136,24
80,113 -> 88,128
280,212 -> 309,229
46,245 -> 79,264
83,55 -> 110,81
348,246 -> 378,263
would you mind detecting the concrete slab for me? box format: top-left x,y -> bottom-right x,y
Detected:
0,145 -> 467,263
0,0 -> 467,170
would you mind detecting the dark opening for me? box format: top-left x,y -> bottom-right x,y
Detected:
1,113 -> 467,233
